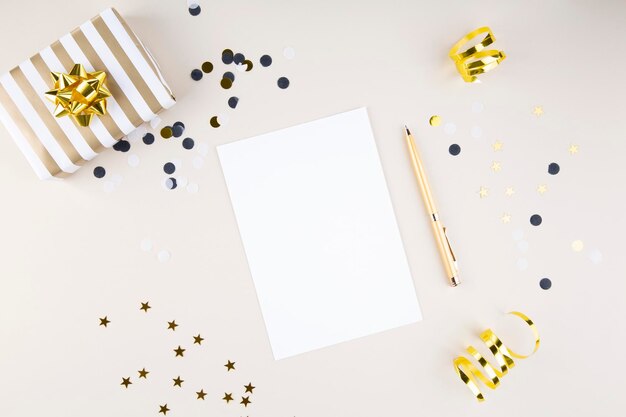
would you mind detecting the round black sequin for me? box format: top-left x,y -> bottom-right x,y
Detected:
233,53 -> 245,65
113,140 -> 130,152
277,77 -> 290,89
191,69 -> 203,81
548,162 -> 560,175
539,278 -> 552,290
223,72 -> 235,82
166,178 -> 178,190
182,138 -> 195,150
222,49 -> 234,65
228,97 -> 239,109
260,55 -> 272,67
201,61 -> 213,73
164,162 -> 176,175
172,125 -> 184,138
189,5 -> 201,16
143,133 -> 155,145
173,121 -> 185,130
530,214 -> 543,226
448,144 -> 461,156
93,166 -> 106,178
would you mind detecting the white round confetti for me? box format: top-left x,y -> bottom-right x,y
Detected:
128,154 -> 140,167
193,156 -> 204,169
149,115 -> 162,129
177,176 -> 189,188
512,229 -> 524,241
517,240 -> 529,252
127,125 -> 147,141
283,46 -> 296,60
140,239 -> 153,252
217,113 -> 229,126
103,181 -> 116,193
157,250 -> 171,263
198,143 -> 210,157
471,102 -> 484,113
235,63 -> 247,73
443,123 -> 456,135
187,183 -> 199,193
111,174 -> 123,185
165,178 -> 176,190
470,126 -> 483,138
571,240 -> 584,252
172,158 -> 183,169
517,258 -> 529,271
588,249 -> 603,264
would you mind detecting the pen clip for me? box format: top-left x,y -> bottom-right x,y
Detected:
442,227 -> 457,263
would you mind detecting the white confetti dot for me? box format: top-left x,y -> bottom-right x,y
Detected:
111,174 -> 123,185
127,125 -> 148,141
517,240 -> 529,252
589,249 -> 603,264
128,154 -> 140,167
165,178 -> 177,190
444,123 -> 456,135
470,126 -> 483,138
283,46 -> 296,60
472,102 -> 484,113
140,239 -> 153,252
217,113 -> 229,126
187,183 -> 199,193
149,115 -> 162,129
571,240 -> 584,252
193,156 -> 204,169
517,258 -> 528,270
235,63 -> 247,73
512,229 -> 524,241
198,143 -> 210,157
157,250 -> 171,263
177,176 -> 189,188
103,181 -> 116,193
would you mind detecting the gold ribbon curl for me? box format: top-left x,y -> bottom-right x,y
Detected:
453,311 -> 540,401
45,63 -> 111,127
449,27 -> 506,83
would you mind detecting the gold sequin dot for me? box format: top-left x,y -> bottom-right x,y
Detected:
571,240 -> 584,252
429,115 -> 442,127
210,116 -> 220,128
220,78 -> 233,89
160,126 -> 173,139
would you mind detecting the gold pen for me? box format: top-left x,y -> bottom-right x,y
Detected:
404,125 -> 460,287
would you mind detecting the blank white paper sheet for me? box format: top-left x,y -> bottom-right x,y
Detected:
217,108 -> 422,359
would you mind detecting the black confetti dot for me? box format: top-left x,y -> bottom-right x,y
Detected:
530,214 -> 543,226
448,144 -> 461,156
220,78 -> 233,89
161,126 -> 173,139
228,97 -> 239,109
539,278 -> 552,290
277,77 -> 290,89
188,5 -> 201,16
233,53 -> 245,65
201,61 -> 213,73
113,140 -> 130,152
182,138 -> 195,150
172,125 -> 184,138
173,121 -> 185,130
191,69 -> 203,81
166,178 -> 178,190
223,72 -> 235,82
93,166 -> 106,178
260,55 -> 272,67
164,162 -> 176,175
548,162 -> 560,175
222,49 -> 234,65
142,133 -> 155,145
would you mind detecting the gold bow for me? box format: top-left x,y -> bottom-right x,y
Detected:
449,27 -> 506,83
45,63 -> 111,127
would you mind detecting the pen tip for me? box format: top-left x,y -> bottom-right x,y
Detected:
404,125 -> 411,135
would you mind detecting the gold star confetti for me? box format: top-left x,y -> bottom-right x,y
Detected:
492,140 -> 503,151
140,302 -> 151,312
196,389 -> 207,400
138,368 -> 149,379
537,184 -> 548,195
174,346 -> 185,357
505,186 -> 515,197
501,213 -> 512,224
224,360 -> 236,371
167,320 -> 178,331
478,186 -> 489,198
240,396 -> 251,407
223,393 -> 234,403
159,404 -> 169,415
569,144 -> 579,155
533,106 -> 543,117
244,383 -> 255,394
193,334 -> 204,345
120,377 -> 132,388
99,316 -> 110,327
429,115 -> 441,127
491,161 -> 502,172
173,376 -> 184,387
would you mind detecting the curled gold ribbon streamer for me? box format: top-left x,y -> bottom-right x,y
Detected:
453,311 -> 540,401
449,27 -> 506,83
44,63 -> 111,127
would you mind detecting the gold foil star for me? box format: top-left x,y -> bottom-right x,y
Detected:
121,377 -> 132,388
244,383 -> 255,393
99,316 -> 110,327
537,184 -> 548,194
533,106 -> 543,117
492,140 -> 503,151
196,389 -> 207,400
167,320 -> 178,331
193,334 -> 204,345
240,396 -> 251,407
223,393 -> 234,403
501,213 -> 511,224
174,346 -> 185,357
173,376 -> 184,387
478,186 -> 489,198
44,63 -> 111,127
505,187 -> 515,197
224,360 -> 236,371
569,144 -> 579,155
138,368 -> 149,379
158,404 -> 169,415
140,302 -> 151,312
491,161 -> 502,172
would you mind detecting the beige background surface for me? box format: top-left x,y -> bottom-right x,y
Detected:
0,0 -> 625,416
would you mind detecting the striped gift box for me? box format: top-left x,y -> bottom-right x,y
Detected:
0,8 -> 175,179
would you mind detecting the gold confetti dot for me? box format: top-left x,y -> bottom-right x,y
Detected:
429,115 -> 442,127
210,116 -> 220,128
160,126 -> 173,139
221,78 -> 233,89
572,240 -> 584,252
